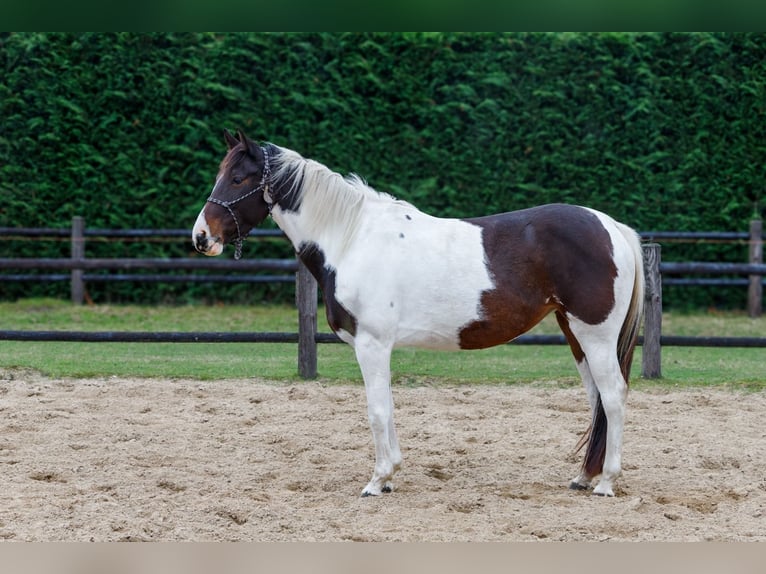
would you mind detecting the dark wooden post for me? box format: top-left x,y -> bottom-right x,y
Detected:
296,259 -> 318,379
748,219 -> 763,318
70,216 -> 85,305
641,243 -> 662,379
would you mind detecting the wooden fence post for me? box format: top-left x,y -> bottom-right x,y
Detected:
748,219 -> 763,318
642,243 -> 662,379
296,259 -> 318,379
70,216 -> 85,305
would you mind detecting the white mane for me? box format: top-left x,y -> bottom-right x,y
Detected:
270,146 -> 403,252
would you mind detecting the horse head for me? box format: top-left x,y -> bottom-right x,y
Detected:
193,129 -> 272,258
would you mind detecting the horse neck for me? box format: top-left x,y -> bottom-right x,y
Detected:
270,154 -> 366,258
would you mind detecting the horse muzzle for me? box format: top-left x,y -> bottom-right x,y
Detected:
193,212 -> 224,256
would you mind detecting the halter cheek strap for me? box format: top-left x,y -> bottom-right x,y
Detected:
206,146 -> 271,260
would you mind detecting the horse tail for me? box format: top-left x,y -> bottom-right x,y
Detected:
581,223 -> 644,479
615,223 -> 645,383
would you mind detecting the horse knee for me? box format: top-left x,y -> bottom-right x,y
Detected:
367,405 -> 390,432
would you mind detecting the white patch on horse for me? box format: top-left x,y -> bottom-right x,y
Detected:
192,176 -> 225,256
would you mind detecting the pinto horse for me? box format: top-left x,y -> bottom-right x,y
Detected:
193,130 -> 645,497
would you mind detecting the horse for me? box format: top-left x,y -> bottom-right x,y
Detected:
192,129 -> 645,498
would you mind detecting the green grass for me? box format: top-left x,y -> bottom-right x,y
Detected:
0,298 -> 764,389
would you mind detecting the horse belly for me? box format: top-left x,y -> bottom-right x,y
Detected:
394,293 -> 487,350
457,302 -> 552,349
339,217 -> 494,351
391,292 -> 492,350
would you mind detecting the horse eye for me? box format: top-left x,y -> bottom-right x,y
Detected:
232,176 -> 243,185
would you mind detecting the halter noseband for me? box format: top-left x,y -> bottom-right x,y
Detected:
206,146 -> 272,260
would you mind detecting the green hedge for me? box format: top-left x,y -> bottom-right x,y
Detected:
1,33 -> 763,307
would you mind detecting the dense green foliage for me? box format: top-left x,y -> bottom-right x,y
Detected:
1,33 -> 764,306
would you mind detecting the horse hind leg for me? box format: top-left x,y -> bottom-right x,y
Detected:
569,360 -> 601,491
559,311 -> 628,496
556,312 -> 600,491
567,319 -> 628,497
588,359 -> 627,497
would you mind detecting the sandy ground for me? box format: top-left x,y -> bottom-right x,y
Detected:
1,367 -> 764,542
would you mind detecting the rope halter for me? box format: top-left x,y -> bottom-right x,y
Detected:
205,146 -> 271,260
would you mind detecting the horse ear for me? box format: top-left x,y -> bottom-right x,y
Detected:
237,129 -> 263,160
223,129 -> 239,150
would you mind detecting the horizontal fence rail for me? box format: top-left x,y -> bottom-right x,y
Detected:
0,274 -> 295,283
0,222 -> 297,289
2,331 -> 764,348
0,227 -> 286,239
0,219 -> 763,379
640,231 -> 751,241
661,262 -> 766,275
0,331 -> 309,343
0,258 -> 298,271
3,258 -> 765,274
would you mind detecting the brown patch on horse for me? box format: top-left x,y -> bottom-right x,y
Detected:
458,204 -> 617,350
200,202 -> 235,245
298,242 -> 357,336
555,310 -> 585,363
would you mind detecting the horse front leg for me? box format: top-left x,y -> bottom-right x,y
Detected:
354,334 -> 401,497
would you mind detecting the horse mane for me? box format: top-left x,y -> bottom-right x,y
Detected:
270,146 -> 402,252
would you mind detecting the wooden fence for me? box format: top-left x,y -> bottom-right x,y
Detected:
0,217 -> 763,380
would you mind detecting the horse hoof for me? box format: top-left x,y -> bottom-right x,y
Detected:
569,481 -> 590,491
592,485 -> 615,497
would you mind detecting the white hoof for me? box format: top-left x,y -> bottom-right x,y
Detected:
361,481 -> 393,497
593,482 -> 615,497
